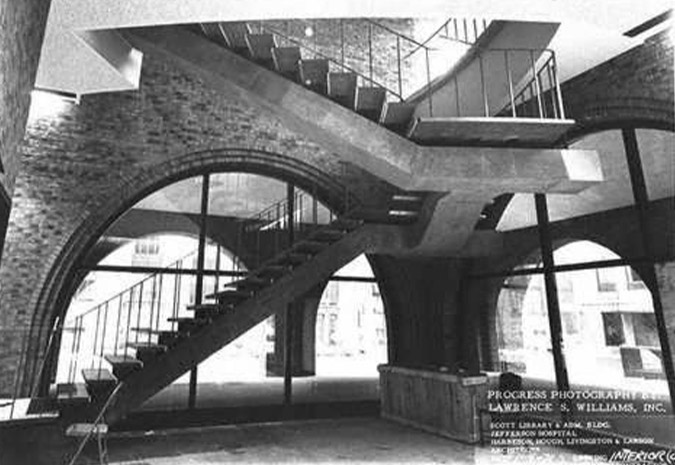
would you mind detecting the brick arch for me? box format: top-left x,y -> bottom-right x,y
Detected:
477,233 -> 650,370
560,97 -> 675,144
558,30 -> 674,144
22,147 -> 358,394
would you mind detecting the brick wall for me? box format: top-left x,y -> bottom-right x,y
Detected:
0,47 -> 394,395
0,0 -> 51,198
262,18 -> 419,98
563,30 -> 675,136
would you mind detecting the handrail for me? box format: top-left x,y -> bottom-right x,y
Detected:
67,382 -> 124,465
260,24 -> 403,101
403,17 -> 488,60
65,249 -> 198,323
363,19 -> 429,50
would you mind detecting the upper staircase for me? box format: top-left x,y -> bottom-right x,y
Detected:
198,18 -> 572,148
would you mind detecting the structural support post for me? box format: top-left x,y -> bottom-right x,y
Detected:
622,128 -> 675,410
283,183 -> 295,409
188,174 -> 210,409
534,194 -> 570,396
283,304 -> 294,408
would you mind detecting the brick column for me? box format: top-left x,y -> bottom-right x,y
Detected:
0,0 -> 52,395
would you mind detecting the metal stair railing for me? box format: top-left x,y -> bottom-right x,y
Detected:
56,179 -> 351,388
204,19 -> 567,120
60,249 -> 200,385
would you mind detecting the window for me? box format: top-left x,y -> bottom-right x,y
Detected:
626,267 -> 646,290
596,268 -> 617,292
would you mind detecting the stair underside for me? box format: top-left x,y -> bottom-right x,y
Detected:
408,117 -> 575,147
105,223 -> 389,422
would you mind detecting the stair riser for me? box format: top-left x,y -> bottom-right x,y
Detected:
111,365 -> 142,381
135,348 -> 166,365
84,382 -> 117,403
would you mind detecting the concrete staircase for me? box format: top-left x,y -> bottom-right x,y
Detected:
199,19 -> 572,147
50,196 -> 423,425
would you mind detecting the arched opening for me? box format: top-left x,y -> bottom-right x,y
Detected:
315,254 -> 387,377
495,240 -> 667,395
54,169 -> 352,411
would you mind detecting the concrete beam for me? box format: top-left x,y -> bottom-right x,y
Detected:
125,26 -> 602,196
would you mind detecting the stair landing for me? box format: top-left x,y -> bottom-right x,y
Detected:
408,117 -> 575,147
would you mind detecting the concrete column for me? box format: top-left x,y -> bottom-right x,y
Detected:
0,0 -> 53,396
267,284 -> 323,377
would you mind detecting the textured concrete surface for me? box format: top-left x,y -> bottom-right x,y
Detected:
100,417 -> 592,464
106,418 -> 477,464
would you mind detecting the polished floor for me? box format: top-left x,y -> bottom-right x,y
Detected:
141,376 -> 380,411
99,417 -> 590,465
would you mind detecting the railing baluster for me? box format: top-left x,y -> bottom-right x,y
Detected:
454,19 -> 459,41
473,19 -> 478,42
74,317 -> 84,382
396,36 -> 402,98
99,302 -> 109,371
505,50 -> 516,117
340,19 -> 345,66
454,75 -> 460,116
463,19 -> 468,42
148,275 -> 157,344
425,47 -> 433,117
69,319 -> 79,382
478,54 -> 489,117
125,288 -> 133,357
113,296 -> 122,356
530,50 -> 544,118
368,21 -> 373,83
92,307 -> 101,369
546,57 -> 558,119
551,51 -> 566,119
135,282 -> 144,344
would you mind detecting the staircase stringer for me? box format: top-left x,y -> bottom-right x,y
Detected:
105,223 -> 400,422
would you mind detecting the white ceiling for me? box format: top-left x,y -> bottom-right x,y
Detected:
36,0 -> 673,96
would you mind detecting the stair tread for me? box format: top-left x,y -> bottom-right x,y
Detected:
245,33 -> 276,61
346,208 -> 419,224
327,72 -> 357,107
292,239 -> 328,249
82,368 -> 117,383
56,383 -> 90,402
224,276 -> 269,287
104,354 -> 143,366
267,251 -> 312,265
299,59 -> 329,93
392,193 -> 424,203
380,101 -> 415,127
207,289 -> 252,300
330,218 -> 363,231
200,23 -> 229,46
130,327 -> 163,334
355,87 -> 387,110
167,316 -> 205,322
126,342 -> 168,351
185,303 -> 221,310
308,228 -> 345,242
253,265 -> 289,276
218,21 -> 251,50
272,46 -> 301,75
